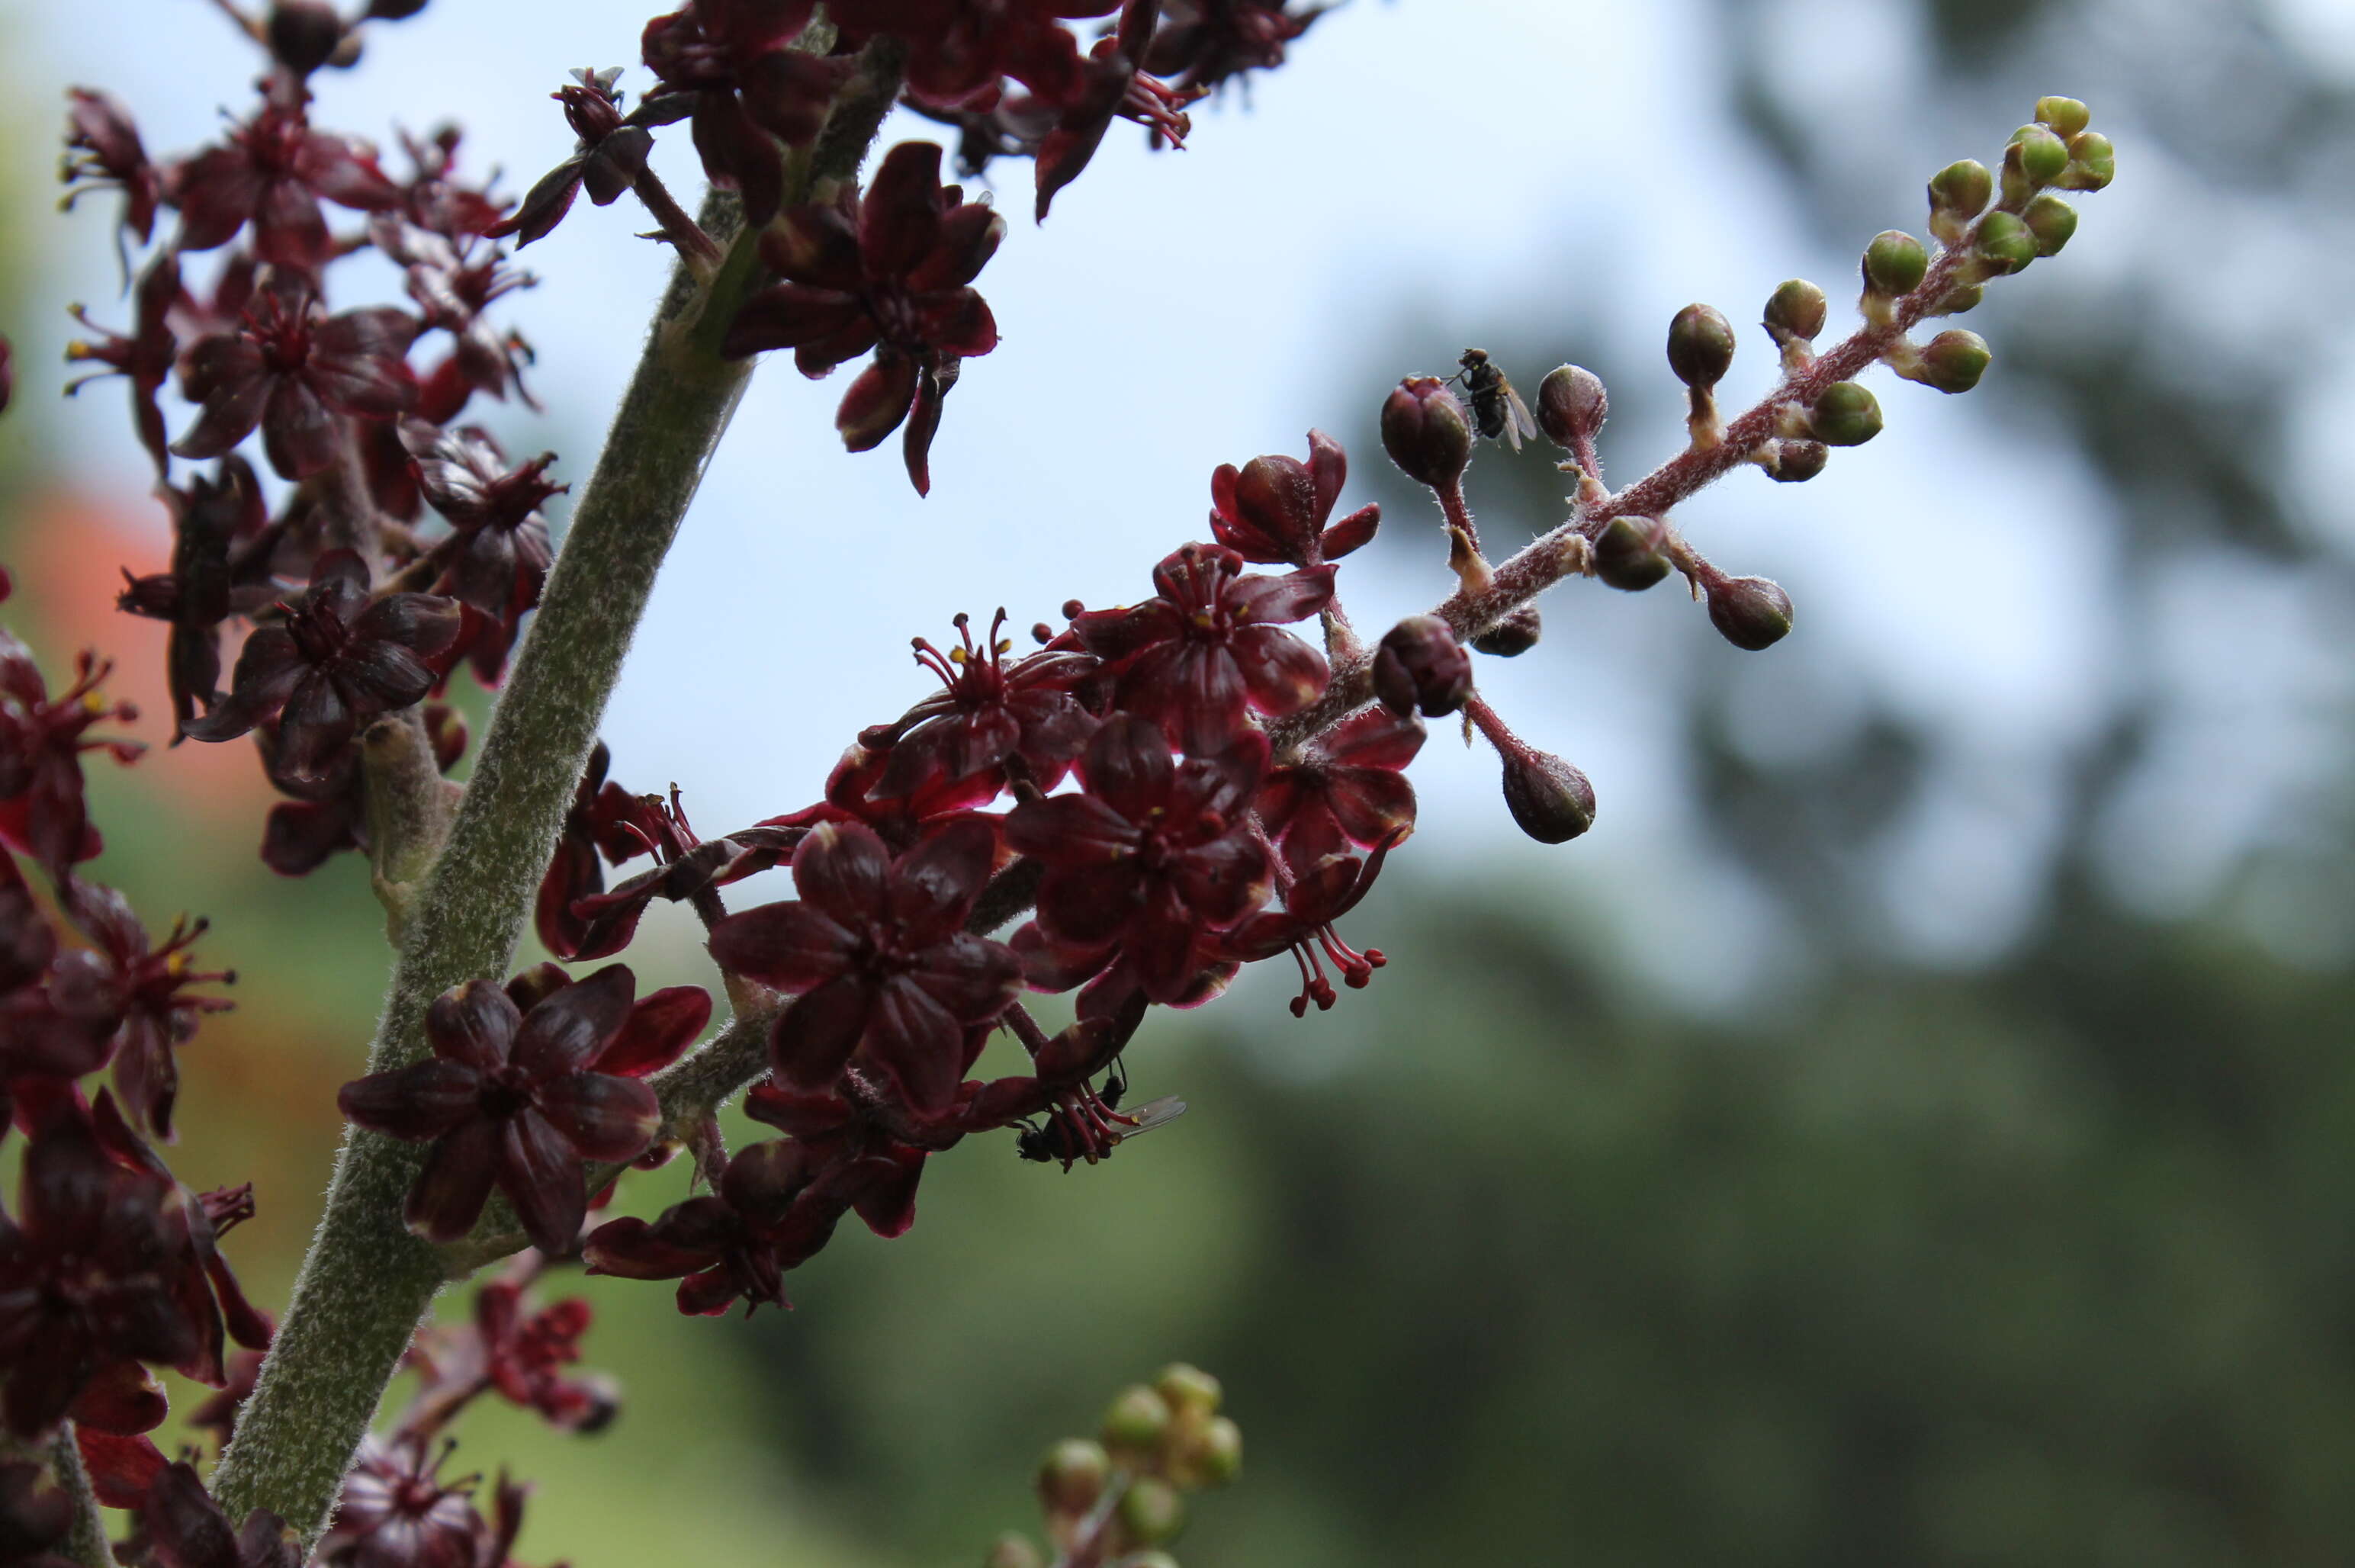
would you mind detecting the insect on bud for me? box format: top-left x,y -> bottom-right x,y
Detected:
1471,606 -> 1541,657
2035,96 -> 2090,140
1761,439 -> 1828,483
2058,130 -> 2114,191
1704,574 -> 1794,651
1119,1478 -> 1187,1547
2022,194 -> 2077,256
1915,329 -> 1991,393
1534,364 -> 1607,448
1762,279 -> 1828,347
267,1 -> 347,74
1862,231 -> 1929,298
1500,747 -> 1597,844
1666,304 -> 1736,389
1808,382 -> 1883,446
1592,516 -> 1672,592
1372,615 -> 1473,718
1037,1440 -> 1110,1517
1379,376 -> 1473,490
1973,211 -> 2039,275
986,1534 -> 1046,1568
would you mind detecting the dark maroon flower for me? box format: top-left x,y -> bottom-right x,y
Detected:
170,282 -> 420,480
859,610 -> 1099,801
403,425 -> 559,615
721,140 -> 1004,494
1218,818 -> 1396,1016
0,1457 -> 77,1568
317,1436 -> 479,1568
1145,0 -> 1329,95
337,966 -> 709,1253
61,88 -> 162,262
1005,715 -> 1272,1004
706,818 -> 1021,1112
403,1275 -> 612,1434
1207,429 -> 1380,567
640,2 -> 846,227
168,102 -> 402,270
390,125 -> 509,243
374,220 -> 538,424
142,1461 -> 298,1568
1255,703 -> 1422,860
534,742 -> 665,962
1029,2 -> 1195,222
258,703 -> 467,879
1069,541 -> 1334,756
0,634 -> 143,880
117,457 -> 275,731
65,252 -> 181,475
492,69 -> 656,249
584,1138 -> 817,1316
182,551 -> 461,785
834,0 -> 1111,111
1370,614 -> 1471,719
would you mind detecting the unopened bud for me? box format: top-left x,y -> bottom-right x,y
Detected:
985,1534 -> 1046,1568
1037,1439 -> 1110,1516
1762,439 -> 1828,483
1931,281 -> 1984,316
1808,382 -> 1882,447
1862,230 -> 1928,297
2021,193 -> 2077,256
2008,123 -> 2070,187
1500,748 -> 1597,844
1916,329 -> 1990,393
2034,96 -> 2090,140
1534,365 -> 1607,448
268,1 -> 346,72
1592,516 -> 1671,591
1704,574 -> 1794,651
1666,304 -> 1736,388
1155,1364 -> 1222,1420
1103,1385 -> 1174,1455
1372,615 -> 1472,718
1762,279 -> 1827,346
1471,606 -> 1541,657
1927,159 -> 1993,223
2058,130 -> 2114,191
1973,211 -> 2038,275
1172,1416 -> 1243,1489
1119,1479 -> 1187,1547
1380,376 -> 1473,489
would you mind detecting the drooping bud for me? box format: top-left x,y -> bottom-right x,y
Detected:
1379,377 -> 1473,490
1761,439 -> 1828,483
1704,574 -> 1794,651
2008,123 -> 2071,187
267,1 -> 346,74
1037,1440 -> 1110,1517
1103,1385 -> 1174,1457
2034,96 -> 2090,139
1534,365 -> 1607,449
1500,747 -> 1597,844
1592,516 -> 1672,591
1808,382 -> 1883,446
1927,160 -> 1994,243
1471,606 -> 1541,657
986,1534 -> 1046,1568
2058,130 -> 2114,191
2022,194 -> 2077,256
1862,230 -> 1928,297
1914,329 -> 1990,394
1155,1364 -> 1222,1420
1666,304 -> 1736,388
1372,615 -> 1473,718
1119,1478 -> 1187,1547
1973,211 -> 2039,275
1762,279 -> 1828,347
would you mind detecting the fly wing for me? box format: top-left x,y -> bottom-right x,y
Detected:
1502,381 -> 1537,450
1110,1096 -> 1188,1142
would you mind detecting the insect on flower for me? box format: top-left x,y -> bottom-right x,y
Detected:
1452,348 -> 1535,450
1016,1071 -> 1189,1168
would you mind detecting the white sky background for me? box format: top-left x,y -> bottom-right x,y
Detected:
12,0 -> 2347,1005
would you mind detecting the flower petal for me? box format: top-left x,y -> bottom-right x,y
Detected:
707,900 -> 856,993
769,972 -> 871,1089
404,1118 -> 500,1243
337,1059 -> 482,1140
426,979 -> 519,1069
497,1107 -> 587,1255
593,985 -> 712,1077
790,821 -> 892,923
511,962 -> 635,1078
535,1072 -> 659,1164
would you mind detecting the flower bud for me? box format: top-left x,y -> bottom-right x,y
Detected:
1704,574 -> 1794,651
2008,123 -> 2071,187
2034,96 -> 2090,139
1762,439 -> 1828,483
1172,1416 -> 1243,1489
1119,1479 -> 1187,1547
1973,211 -> 2039,275
1592,516 -> 1671,591
1380,377 -> 1472,490
1808,382 -> 1882,446
1103,1385 -> 1174,1455
1862,230 -> 1928,297
1471,606 -> 1541,657
1037,1439 -> 1110,1516
1762,279 -> 1827,345
985,1534 -> 1046,1568
1916,329 -> 1990,393
267,1 -> 346,74
1927,159 -> 1993,223
1931,282 -> 1984,316
2021,193 -> 2077,256
1666,304 -> 1736,388
1155,1364 -> 1222,1419
1500,748 -> 1596,843
1534,364 -> 1607,448
2058,130 -> 2114,191
1372,615 -> 1472,718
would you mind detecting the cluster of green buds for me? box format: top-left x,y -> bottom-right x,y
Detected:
986,1364 -> 1243,1568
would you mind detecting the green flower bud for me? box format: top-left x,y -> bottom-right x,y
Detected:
1928,159 -> 1994,221
1666,304 -> 1736,388
1103,1386 -> 1174,1455
1037,1440 -> 1110,1516
985,1534 -> 1046,1568
1155,1364 -> 1223,1420
1973,211 -> 2038,275
1809,382 -> 1882,446
1534,364 -> 1607,448
2034,96 -> 2090,140
1471,606 -> 1541,657
1182,1417 -> 1245,1489
1380,376 -> 1473,490
1762,278 -> 1828,345
1862,230 -> 1929,297
1704,574 -> 1794,651
2022,193 -> 2077,255
1120,1479 -> 1188,1547
1931,281 -> 1984,316
1762,439 -> 1828,483
2008,123 -> 2070,187
2058,130 -> 2114,191
1591,516 -> 1672,592
1916,329 -> 1990,393
1500,747 -> 1597,844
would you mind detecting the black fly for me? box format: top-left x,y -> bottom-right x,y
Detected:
1451,348 -> 1536,451
1016,1062 -> 1186,1169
